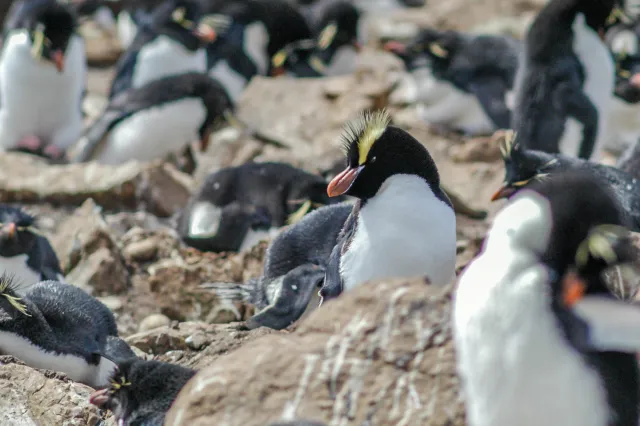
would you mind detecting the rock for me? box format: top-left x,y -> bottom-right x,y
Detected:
123,238 -> 159,262
66,246 -> 129,294
450,132 -> 505,163
79,20 -> 122,66
0,153 -> 192,217
166,278 -> 464,426
0,357 -> 111,426
97,295 -> 123,311
126,326 -> 189,355
139,314 -> 171,333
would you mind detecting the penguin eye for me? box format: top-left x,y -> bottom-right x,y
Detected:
370,156 -> 377,163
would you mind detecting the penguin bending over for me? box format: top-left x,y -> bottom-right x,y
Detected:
177,162 -> 336,253
202,202 -> 352,330
319,110 -> 456,301
0,205 -> 63,293
0,278 -> 135,388
0,0 -> 86,160
108,0 -> 216,100
455,170 -> 640,426
491,131 -> 640,232
513,0 -> 616,159
90,358 -> 196,426
71,72 -> 231,165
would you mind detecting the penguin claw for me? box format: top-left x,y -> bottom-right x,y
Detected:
15,135 -> 43,152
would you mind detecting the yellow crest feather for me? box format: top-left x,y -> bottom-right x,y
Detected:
272,50 -> 287,68
499,129 -> 517,159
309,56 -> 328,74
429,43 -> 448,58
342,110 -> 391,165
0,275 -> 30,317
318,23 -> 338,50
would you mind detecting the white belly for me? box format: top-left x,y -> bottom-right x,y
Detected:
340,175 -> 456,290
0,32 -> 85,150
0,254 -> 40,294
97,98 -> 206,164
132,36 -> 207,89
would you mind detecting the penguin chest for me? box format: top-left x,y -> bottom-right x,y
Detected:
132,36 -> 207,89
340,175 -> 456,290
454,255 -> 610,426
0,254 -> 40,293
100,98 -> 207,163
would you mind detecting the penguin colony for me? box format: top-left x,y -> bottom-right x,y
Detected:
0,0 -> 638,424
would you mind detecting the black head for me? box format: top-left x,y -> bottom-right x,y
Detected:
0,206 -> 39,259
552,0 -> 617,33
270,39 -> 326,77
25,1 -> 77,72
491,131 -> 564,201
327,110 -> 443,201
315,1 -> 361,51
89,358 -> 196,425
614,52 -> 640,103
384,28 -> 461,73
150,0 -> 216,50
524,170 -> 632,297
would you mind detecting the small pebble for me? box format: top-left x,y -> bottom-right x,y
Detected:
138,314 -> 171,333
124,238 -> 158,262
98,295 -> 122,311
185,331 -> 208,350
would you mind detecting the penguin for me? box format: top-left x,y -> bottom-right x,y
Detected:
384,28 -> 521,135
603,10 -> 639,55
0,277 -> 135,388
605,52 -> 640,154
89,358 -> 196,426
202,202 -> 352,330
319,110 -> 456,301
271,1 -> 361,78
113,0 -> 163,50
491,131 -> 640,232
512,0 -> 616,160
108,0 -> 216,100
0,0 -> 86,160
454,169 -> 640,426
71,72 -> 231,165
177,161 -> 336,253
0,205 -> 63,293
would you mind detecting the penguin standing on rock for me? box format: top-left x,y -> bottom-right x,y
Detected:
0,205 -> 63,293
455,170 -> 640,426
108,0 -> 216,100
90,358 -> 196,426
0,278 -> 135,388
513,0 -> 616,159
71,72 -> 231,165
319,110 -> 456,301
0,0 -> 86,160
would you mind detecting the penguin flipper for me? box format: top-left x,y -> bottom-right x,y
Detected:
562,89 -> 598,159
469,77 -> 511,129
319,207 -> 357,301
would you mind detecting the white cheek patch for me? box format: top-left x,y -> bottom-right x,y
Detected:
188,202 -> 222,238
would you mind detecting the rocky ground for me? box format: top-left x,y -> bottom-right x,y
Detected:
4,0 -> 630,425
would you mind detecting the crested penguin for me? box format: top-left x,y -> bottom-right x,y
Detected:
384,28 -> 521,135
0,0 -> 86,160
319,110 -> 456,301
605,52 -> 640,154
71,72 -> 231,165
491,131 -> 640,232
0,205 -> 63,293
202,202 -> 352,330
177,161 -> 336,253
454,170 -> 640,426
90,358 -> 196,426
512,0 -> 616,159
108,0 -> 216,100
0,278 -> 135,388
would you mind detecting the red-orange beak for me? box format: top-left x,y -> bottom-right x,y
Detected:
52,50 -> 64,73
200,128 -> 211,152
598,28 -> 606,41
562,270 -> 586,307
5,223 -> 16,239
490,185 -> 516,201
89,388 -> 110,407
193,23 -> 216,43
271,66 -> 285,77
630,73 -> 640,89
383,40 -> 406,54
327,166 -> 362,197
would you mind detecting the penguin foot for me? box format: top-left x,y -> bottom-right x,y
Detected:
15,135 -> 43,152
42,144 -> 67,162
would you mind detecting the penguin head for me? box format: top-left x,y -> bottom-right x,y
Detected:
315,1 -> 361,51
151,0 -> 217,50
575,0 -> 616,34
270,39 -> 324,77
491,131 -> 562,201
0,206 -> 40,259
89,359 -> 196,425
614,52 -> 640,103
383,28 -> 459,72
327,110 -> 443,201
26,1 -> 77,73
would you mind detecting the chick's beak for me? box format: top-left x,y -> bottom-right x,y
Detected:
490,185 -> 516,201
52,50 -> 64,73
89,388 -> 111,407
193,23 -> 216,43
327,166 -> 362,197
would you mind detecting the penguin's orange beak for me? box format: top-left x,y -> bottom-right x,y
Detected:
490,185 -> 516,201
327,165 -> 363,197
271,66 -> 285,77
193,23 -> 216,43
52,50 -> 64,73
383,40 -> 406,54
630,73 -> 640,89
89,388 -> 111,407
200,129 -> 211,152
562,270 -> 586,307
4,223 -> 16,239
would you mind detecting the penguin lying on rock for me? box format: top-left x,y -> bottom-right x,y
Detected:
177,162 -> 338,253
320,110 -> 456,301
0,205 -> 63,293
202,202 -> 352,330
0,0 -> 86,160
90,358 -> 196,426
455,169 -> 640,426
0,277 -> 135,388
491,131 -> 640,232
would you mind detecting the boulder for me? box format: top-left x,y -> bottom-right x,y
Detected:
165,278 -> 464,426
